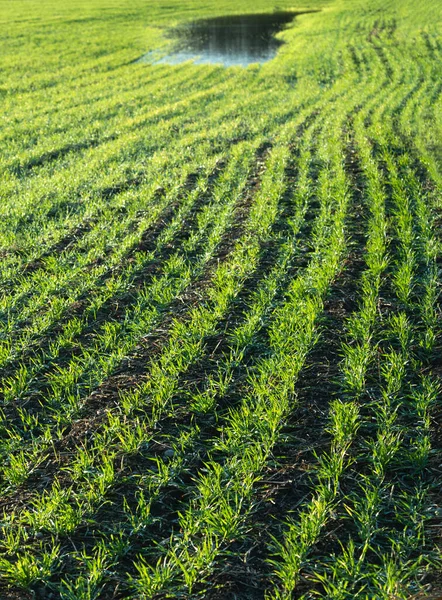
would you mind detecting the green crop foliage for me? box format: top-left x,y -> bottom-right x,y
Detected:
1,0 -> 441,597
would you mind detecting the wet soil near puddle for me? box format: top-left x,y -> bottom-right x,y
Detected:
144,11 -> 312,67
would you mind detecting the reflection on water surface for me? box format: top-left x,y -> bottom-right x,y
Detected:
146,12 -> 304,67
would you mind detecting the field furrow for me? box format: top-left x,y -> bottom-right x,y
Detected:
1,0 -> 441,598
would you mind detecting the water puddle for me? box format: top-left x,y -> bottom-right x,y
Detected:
143,11 -> 309,67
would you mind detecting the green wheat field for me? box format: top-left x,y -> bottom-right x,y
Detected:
1,0 -> 442,598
